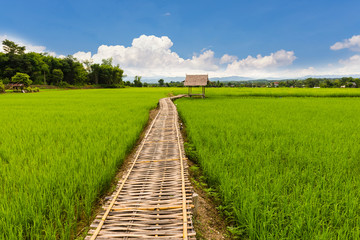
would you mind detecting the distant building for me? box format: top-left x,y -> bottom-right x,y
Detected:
274,82 -> 279,87
349,82 -> 357,88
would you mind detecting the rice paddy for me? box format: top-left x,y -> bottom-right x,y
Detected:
3,87 -> 360,240
0,88 -> 175,239
175,89 -> 360,239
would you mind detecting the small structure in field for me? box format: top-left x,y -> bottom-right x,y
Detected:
7,83 -> 25,92
184,74 -> 209,98
349,82 -> 357,88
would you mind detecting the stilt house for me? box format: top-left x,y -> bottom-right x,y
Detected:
184,74 -> 209,98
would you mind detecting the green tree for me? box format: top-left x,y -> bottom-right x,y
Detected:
11,72 -> 32,87
52,69 -> 64,85
91,62 -> 124,85
90,64 -> 101,84
158,79 -> 164,86
133,76 -> 142,87
333,79 -> 341,88
2,39 -> 25,55
41,62 -> 49,84
102,58 -> 113,66
73,64 -> 87,85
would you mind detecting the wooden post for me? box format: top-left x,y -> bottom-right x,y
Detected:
192,192 -> 199,216
202,86 -> 205,98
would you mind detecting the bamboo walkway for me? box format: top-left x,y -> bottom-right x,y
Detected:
86,96 -> 196,239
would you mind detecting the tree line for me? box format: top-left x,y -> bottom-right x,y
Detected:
0,39 -> 125,87
220,77 -> 360,88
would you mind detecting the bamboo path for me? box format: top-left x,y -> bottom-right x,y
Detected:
86,96 -> 196,239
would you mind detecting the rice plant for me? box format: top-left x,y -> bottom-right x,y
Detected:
176,93 -> 360,239
0,88 -> 177,239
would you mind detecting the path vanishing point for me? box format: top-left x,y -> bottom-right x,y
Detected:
86,96 -> 196,239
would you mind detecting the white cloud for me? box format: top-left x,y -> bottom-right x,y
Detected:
164,12 -> 171,16
220,54 -> 238,64
73,35 -> 222,77
73,51 -> 92,62
0,34 -> 56,55
225,50 -> 296,74
330,35 -> 360,51
334,54 -> 360,74
72,35 -> 299,78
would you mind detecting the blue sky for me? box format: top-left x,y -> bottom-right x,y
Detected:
1,0 -> 360,78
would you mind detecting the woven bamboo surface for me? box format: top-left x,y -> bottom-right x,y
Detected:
86,96 -> 196,239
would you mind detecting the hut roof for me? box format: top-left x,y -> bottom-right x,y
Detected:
184,75 -> 209,86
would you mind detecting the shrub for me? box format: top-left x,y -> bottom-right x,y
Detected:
58,81 -> 71,88
11,73 -> 32,87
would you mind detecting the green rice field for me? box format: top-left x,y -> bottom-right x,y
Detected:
175,89 -> 360,239
0,88 -> 176,239
2,87 -> 360,240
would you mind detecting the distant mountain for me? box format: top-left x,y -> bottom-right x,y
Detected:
125,74 -> 360,83
210,76 -> 255,82
138,76 -> 257,83
124,76 -> 185,83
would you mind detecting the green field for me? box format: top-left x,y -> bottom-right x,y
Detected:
173,87 -> 360,98
175,89 -> 360,239
2,87 -> 360,239
0,88 -> 178,239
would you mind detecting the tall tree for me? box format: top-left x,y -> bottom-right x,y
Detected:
2,39 -> 25,55
101,58 -> 113,66
133,76 -> 142,87
52,69 -> 64,85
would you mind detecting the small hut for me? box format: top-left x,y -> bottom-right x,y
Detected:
7,83 -> 25,92
184,74 -> 209,98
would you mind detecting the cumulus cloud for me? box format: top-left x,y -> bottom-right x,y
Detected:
220,54 -> 238,64
225,50 -> 296,74
333,54 -> 360,75
73,51 -> 92,62
330,35 -> 360,51
0,34 -> 56,55
72,35 -> 223,77
72,35 -> 299,77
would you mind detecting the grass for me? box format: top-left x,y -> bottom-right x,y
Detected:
0,88 -> 181,239
174,87 -> 360,98
175,90 -> 360,239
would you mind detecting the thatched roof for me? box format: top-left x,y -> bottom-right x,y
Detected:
184,75 -> 209,86
8,83 -> 24,87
